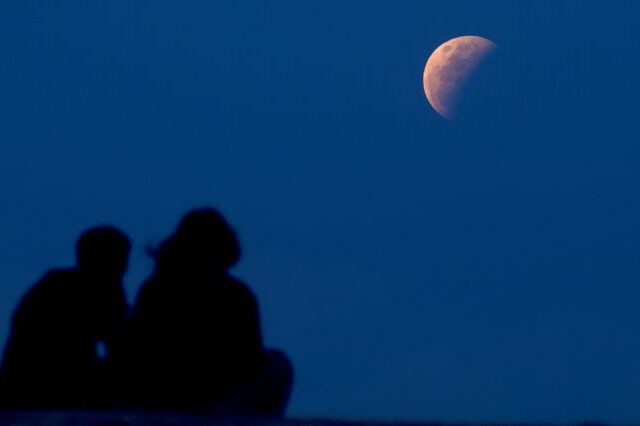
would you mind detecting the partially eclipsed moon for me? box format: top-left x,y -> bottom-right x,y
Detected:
423,35 -> 497,119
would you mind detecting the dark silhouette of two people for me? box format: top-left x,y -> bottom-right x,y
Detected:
0,208 -> 293,416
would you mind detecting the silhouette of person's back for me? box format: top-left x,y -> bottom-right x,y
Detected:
0,226 -> 130,409
126,208 -> 292,415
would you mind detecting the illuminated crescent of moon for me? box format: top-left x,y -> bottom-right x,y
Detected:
423,35 -> 497,119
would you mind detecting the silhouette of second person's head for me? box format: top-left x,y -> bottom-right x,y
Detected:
152,208 -> 240,277
76,226 -> 130,280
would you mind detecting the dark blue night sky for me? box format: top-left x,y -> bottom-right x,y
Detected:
2,1 -> 640,422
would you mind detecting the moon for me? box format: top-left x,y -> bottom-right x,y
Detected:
423,35 -> 497,119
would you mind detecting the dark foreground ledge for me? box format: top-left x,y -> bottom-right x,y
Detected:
0,411 -> 609,426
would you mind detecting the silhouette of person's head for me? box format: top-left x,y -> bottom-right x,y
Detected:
153,208 -> 240,277
76,226 -> 131,280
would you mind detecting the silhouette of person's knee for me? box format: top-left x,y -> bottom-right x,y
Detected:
153,207 -> 241,276
221,348 -> 294,417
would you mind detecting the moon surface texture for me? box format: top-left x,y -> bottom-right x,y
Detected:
423,35 -> 497,119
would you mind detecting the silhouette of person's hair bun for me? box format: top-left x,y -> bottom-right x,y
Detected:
153,208 -> 241,273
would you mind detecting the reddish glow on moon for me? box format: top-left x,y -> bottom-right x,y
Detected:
423,35 -> 497,119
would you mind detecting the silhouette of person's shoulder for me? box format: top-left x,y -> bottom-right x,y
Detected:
22,268 -> 79,297
131,274 -> 173,316
12,268 -> 81,327
217,276 -> 259,314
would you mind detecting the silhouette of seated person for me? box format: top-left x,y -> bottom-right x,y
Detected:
0,226 -> 130,409
126,208 -> 292,415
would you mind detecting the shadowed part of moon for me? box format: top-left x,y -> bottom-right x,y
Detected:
423,35 -> 497,119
